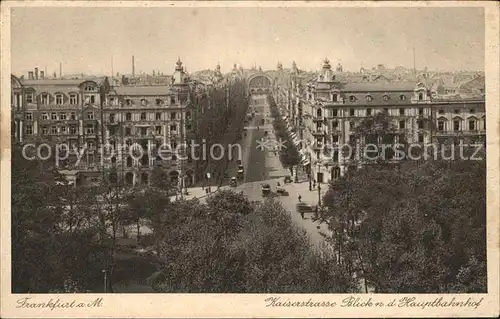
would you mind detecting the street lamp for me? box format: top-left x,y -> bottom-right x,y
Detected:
102,269 -> 107,293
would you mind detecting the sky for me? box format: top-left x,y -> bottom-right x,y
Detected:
10,6 -> 485,77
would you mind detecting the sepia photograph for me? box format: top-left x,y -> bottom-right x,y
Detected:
1,1 -> 499,318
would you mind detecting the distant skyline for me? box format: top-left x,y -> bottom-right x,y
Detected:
11,6 -> 484,77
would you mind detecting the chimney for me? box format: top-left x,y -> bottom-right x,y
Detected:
40,71 -> 45,78
35,67 -> 39,80
28,71 -> 34,80
132,55 -> 135,77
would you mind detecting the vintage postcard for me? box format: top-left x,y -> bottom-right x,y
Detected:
1,1 -> 499,318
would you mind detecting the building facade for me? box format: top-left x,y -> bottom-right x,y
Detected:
11,60 -> 197,189
275,59 -> 486,184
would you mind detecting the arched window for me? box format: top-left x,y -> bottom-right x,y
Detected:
332,94 -> 338,102
126,157 -> 133,167
126,113 -> 132,121
366,95 -> 373,102
141,154 -> 149,166
316,108 -> 322,117
140,112 -> 146,120
418,93 -> 424,101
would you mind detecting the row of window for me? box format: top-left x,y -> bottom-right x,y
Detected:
312,93 -> 423,103
109,111 -> 191,122
437,119 -> 484,132
109,97 -> 177,106
26,111 -> 93,121
317,107 -> 427,118
26,93 -> 96,105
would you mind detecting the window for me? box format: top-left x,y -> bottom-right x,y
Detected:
438,109 -> 444,114
171,154 -> 177,161
186,111 -> 191,120
87,112 -> 94,120
126,113 -> 132,121
171,141 -> 178,149
127,157 -> 133,167
140,112 -> 146,120
26,94 -> 33,103
59,113 -> 67,120
186,123 -> 192,130
140,127 -> 147,136
470,109 -> 475,114
70,126 -> 77,134
69,94 -> 77,105
156,126 -> 162,134
156,112 -> 162,120
418,134 -> 424,143
70,112 -> 76,120
383,108 -> 389,113
126,99 -> 132,106
332,109 -> 338,117
400,95 -> 407,101
51,126 -> 58,134
399,120 -> 405,129
417,120 -> 424,129
419,108 -> 424,116
438,121 -> 445,132
418,93 -> 424,101
125,127 -> 131,135
25,125 -> 33,135
41,94 -> 48,105
454,109 -> 460,114
399,108 -> 405,116
332,94 -> 338,102
25,112 -> 33,120
349,95 -> 356,102
42,126 -> 48,135
366,95 -> 373,102
383,95 -> 389,101
349,109 -> 355,116
170,97 -> 176,104
90,96 -> 95,104
141,99 -> 147,106
170,124 -> 177,132
366,108 -> 372,116
109,113 -> 115,122
51,113 -> 58,120
60,126 -> 67,134
332,120 -> 338,129
170,112 -> 177,120
41,112 -> 49,120
56,94 -> 63,105
156,99 -> 162,106
453,119 -> 460,131
469,119 -> 476,131
86,126 -> 94,134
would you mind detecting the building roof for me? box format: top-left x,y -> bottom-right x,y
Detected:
111,85 -> 171,96
21,78 -> 101,86
342,82 -> 416,92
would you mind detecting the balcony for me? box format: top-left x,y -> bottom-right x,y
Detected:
312,128 -> 326,136
312,116 -> 324,122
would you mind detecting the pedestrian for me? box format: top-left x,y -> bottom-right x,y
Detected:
313,180 -> 316,189
298,194 -> 302,202
300,211 -> 304,219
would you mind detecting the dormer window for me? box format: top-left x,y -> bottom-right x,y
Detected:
383,95 -> 389,101
332,94 -> 338,102
418,93 -> 424,101
366,95 -> 373,102
156,99 -> 163,106
349,95 -> 356,102
126,113 -> 132,121
400,95 -> 406,101
126,99 -> 132,106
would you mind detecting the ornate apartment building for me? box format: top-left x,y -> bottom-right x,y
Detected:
276,59 -> 486,184
11,60 -> 197,188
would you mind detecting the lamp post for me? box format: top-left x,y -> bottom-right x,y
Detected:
102,269 -> 107,293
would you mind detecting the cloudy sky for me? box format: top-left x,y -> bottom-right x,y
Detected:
10,6 -> 484,76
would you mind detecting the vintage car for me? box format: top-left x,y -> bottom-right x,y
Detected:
261,183 -> 271,196
296,202 -> 313,213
